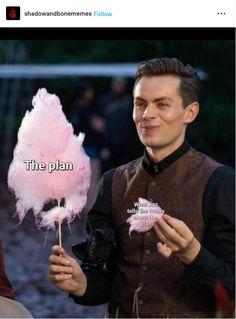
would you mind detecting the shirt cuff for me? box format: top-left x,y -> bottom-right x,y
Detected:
185,245 -> 222,277
69,269 -> 110,306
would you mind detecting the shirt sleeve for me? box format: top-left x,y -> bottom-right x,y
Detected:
70,169 -> 116,305
185,165 -> 235,298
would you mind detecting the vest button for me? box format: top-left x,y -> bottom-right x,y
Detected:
146,232 -> 152,238
141,265 -> 147,271
138,299 -> 144,305
154,165 -> 159,173
145,249 -> 151,255
150,181 -> 156,187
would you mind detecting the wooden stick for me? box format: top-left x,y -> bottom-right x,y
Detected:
57,199 -> 62,247
58,219 -> 62,247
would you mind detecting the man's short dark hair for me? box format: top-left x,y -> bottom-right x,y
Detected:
134,58 -> 201,107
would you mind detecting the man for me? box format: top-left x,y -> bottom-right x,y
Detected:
91,76 -> 140,171
48,58 -> 234,318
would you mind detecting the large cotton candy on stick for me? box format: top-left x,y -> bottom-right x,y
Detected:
8,88 -> 91,245
127,197 -> 164,235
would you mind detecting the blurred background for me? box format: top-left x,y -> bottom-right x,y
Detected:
0,39 -> 235,318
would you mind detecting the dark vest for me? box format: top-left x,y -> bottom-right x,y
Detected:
107,148 -> 221,318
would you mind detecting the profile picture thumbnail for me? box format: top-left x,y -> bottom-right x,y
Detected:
6,6 -> 20,20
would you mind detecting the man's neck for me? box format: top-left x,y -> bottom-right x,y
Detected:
146,138 -> 185,163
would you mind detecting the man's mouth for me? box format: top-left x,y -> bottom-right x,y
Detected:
140,124 -> 161,131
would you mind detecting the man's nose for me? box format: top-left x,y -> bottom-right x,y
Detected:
143,104 -> 157,120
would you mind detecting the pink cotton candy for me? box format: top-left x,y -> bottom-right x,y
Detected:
127,197 -> 164,235
8,88 -> 91,230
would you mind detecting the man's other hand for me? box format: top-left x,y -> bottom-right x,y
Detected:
153,214 -> 201,265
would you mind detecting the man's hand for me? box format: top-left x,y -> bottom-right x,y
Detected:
153,214 -> 201,265
48,245 -> 87,297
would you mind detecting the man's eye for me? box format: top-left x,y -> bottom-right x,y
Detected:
136,104 -> 145,109
158,103 -> 168,108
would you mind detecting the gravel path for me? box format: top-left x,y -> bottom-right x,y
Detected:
0,182 -> 106,318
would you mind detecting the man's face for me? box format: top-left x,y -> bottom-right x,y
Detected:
133,75 -> 192,152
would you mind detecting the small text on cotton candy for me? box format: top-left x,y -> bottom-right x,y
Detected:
24,159 -> 73,173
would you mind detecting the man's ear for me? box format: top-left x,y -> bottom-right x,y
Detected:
184,102 -> 199,124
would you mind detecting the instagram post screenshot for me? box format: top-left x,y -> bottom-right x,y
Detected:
0,1 -> 235,318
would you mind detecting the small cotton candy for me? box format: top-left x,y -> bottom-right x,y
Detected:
38,207 -> 71,230
127,197 -> 164,235
8,88 -> 91,230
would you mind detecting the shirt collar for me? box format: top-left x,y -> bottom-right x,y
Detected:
142,140 -> 191,176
